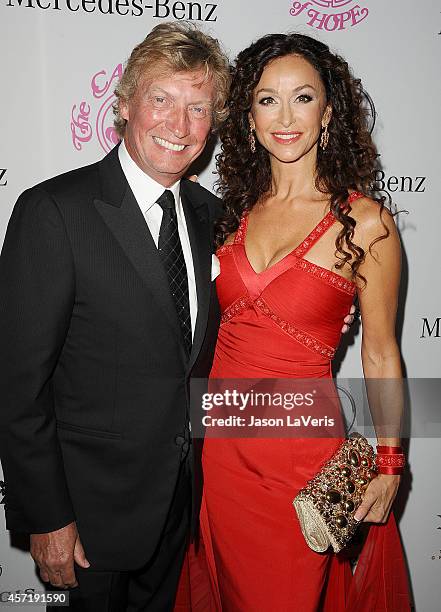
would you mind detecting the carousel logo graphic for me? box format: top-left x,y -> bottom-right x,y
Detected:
290,0 -> 369,31
71,65 -> 122,153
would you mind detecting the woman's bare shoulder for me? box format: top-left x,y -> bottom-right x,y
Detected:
348,195 -> 398,247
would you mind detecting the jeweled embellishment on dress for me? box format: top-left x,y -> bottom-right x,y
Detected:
292,258 -> 356,295
216,244 -> 233,257
254,298 -> 335,359
220,296 -> 252,325
293,212 -> 335,258
234,213 -> 248,244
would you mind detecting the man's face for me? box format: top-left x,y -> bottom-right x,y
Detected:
120,68 -> 214,186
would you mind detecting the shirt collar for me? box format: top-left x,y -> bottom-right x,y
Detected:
118,140 -> 181,213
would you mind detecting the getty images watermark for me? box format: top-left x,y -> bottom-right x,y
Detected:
191,379 -> 350,438
190,378 -> 441,439
200,387 -> 337,430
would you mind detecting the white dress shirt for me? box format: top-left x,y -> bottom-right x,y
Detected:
118,140 -> 198,338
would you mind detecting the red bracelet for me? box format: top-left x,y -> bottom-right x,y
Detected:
375,446 -> 405,475
376,445 -> 403,454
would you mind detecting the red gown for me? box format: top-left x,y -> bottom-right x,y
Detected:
176,192 -> 411,611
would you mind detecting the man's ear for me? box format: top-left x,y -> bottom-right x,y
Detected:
120,100 -> 129,122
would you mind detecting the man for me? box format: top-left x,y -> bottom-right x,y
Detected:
0,22 -> 230,610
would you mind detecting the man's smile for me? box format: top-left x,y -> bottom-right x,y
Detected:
152,136 -> 188,152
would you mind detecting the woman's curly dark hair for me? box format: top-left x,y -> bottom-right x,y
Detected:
215,33 -> 388,283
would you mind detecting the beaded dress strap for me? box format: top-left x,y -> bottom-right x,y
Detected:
233,212 -> 249,245
293,192 -> 365,259
233,193 -> 364,253
346,191 -> 365,205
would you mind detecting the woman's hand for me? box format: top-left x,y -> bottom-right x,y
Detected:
341,303 -> 356,334
353,473 -> 401,523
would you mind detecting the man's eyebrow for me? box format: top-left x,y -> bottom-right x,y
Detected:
145,86 -> 213,105
188,99 -> 213,105
145,86 -> 171,96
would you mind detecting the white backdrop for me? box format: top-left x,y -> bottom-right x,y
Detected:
1,1 -> 440,609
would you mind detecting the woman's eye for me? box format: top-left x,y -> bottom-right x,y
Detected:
296,94 -> 313,103
259,97 -> 276,105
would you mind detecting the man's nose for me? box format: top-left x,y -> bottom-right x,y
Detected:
166,106 -> 190,139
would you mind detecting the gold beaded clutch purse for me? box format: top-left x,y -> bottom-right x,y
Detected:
293,433 -> 377,553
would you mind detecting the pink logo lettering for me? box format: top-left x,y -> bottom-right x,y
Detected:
290,1 -> 369,31
70,64 -> 123,153
71,102 -> 92,151
311,0 -> 353,8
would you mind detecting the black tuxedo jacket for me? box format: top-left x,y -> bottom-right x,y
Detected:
0,145 -> 221,570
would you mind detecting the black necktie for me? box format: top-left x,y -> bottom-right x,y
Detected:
156,190 -> 192,356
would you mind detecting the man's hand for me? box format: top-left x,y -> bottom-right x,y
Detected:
341,304 -> 357,334
30,521 -> 90,589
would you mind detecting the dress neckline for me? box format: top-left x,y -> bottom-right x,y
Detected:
235,192 -> 364,284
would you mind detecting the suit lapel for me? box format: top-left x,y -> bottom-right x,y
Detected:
180,181 -> 212,372
93,146 -> 187,364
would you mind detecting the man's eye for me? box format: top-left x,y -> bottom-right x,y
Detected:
189,106 -> 208,118
151,96 -> 168,107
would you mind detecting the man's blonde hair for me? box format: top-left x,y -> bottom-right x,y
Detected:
113,22 -> 231,137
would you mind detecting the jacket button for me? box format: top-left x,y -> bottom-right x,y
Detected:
175,435 -> 185,447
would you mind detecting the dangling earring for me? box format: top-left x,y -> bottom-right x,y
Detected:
248,117 -> 256,153
249,128 -> 256,153
320,123 -> 329,150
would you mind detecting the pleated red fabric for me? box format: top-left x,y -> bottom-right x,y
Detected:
175,192 -> 411,611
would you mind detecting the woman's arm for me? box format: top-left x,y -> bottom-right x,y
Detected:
351,198 -> 404,522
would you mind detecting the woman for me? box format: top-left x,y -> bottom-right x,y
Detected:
178,33 -> 411,611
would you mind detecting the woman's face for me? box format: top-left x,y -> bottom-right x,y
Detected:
249,54 -> 331,165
